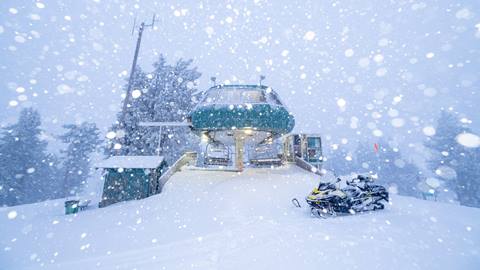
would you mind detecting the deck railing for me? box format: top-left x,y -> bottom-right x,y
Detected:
294,156 -> 322,175
156,152 -> 197,193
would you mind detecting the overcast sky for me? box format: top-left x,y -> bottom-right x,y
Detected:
1,0 -> 479,165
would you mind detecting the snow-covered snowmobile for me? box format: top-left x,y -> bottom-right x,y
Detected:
343,175 -> 389,212
303,175 -> 389,218
304,178 -> 350,217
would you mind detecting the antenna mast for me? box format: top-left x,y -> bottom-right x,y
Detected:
119,14 -> 156,126
259,75 -> 266,86
210,76 -> 217,86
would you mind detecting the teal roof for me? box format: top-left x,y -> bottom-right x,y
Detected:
190,103 -> 295,135
189,84 -> 295,135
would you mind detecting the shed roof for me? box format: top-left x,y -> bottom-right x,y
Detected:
95,156 -> 165,169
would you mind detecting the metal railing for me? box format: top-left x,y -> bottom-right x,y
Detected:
156,152 -> 197,193
294,156 -> 322,175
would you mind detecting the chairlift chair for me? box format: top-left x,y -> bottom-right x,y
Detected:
204,141 -> 231,166
249,142 -> 282,167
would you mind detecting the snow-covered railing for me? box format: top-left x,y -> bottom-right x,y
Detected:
156,152 -> 197,193
294,156 -> 322,175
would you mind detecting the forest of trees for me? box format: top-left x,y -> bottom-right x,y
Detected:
0,108 -> 101,206
324,139 -> 421,197
0,55 -> 202,207
424,111 -> 480,207
324,110 -> 480,207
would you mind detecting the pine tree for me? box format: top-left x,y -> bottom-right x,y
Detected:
424,111 -> 465,173
0,108 -> 56,206
425,110 -> 480,207
41,153 -> 63,199
150,57 -> 201,163
105,66 -> 151,156
59,123 -> 102,197
453,147 -> 480,207
106,55 -> 202,163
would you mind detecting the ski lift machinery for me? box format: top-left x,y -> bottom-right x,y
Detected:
141,76 -> 301,171
282,134 -> 323,169
188,76 -> 295,171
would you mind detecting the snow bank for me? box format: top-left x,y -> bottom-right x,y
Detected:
1,165 -> 479,269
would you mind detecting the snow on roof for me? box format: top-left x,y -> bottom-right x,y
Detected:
95,156 -> 165,169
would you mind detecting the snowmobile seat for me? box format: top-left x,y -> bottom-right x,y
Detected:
356,175 -> 373,182
204,157 -> 230,166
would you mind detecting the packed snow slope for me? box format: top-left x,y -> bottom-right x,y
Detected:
1,165 -> 479,270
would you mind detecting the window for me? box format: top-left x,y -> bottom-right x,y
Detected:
203,87 -> 266,104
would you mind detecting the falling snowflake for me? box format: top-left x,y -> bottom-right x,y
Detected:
7,211 -> 17,220
303,31 -> 316,41
423,126 -> 436,136
456,133 -> 480,148
344,49 -> 354,57
131,89 -> 142,99
336,98 -> 346,108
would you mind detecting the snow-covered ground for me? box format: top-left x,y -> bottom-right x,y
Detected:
1,165 -> 479,269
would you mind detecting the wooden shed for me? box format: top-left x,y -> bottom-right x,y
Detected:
96,156 -> 168,208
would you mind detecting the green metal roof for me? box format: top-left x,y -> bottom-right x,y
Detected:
190,103 -> 295,135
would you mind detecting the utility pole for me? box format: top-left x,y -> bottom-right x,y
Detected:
119,14 -> 156,126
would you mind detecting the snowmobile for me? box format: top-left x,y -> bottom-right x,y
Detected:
342,175 -> 389,212
304,178 -> 350,217
300,175 -> 389,218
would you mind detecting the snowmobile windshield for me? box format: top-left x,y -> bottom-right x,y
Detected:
318,182 -> 335,191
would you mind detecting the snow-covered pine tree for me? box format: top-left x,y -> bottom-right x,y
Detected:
425,110 -> 480,207
0,108 -> 58,206
454,147 -> 480,207
105,55 -> 201,164
355,139 -> 421,197
41,153 -> 64,199
149,56 -> 201,163
59,123 -> 102,197
424,111 -> 465,173
105,66 -> 151,156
